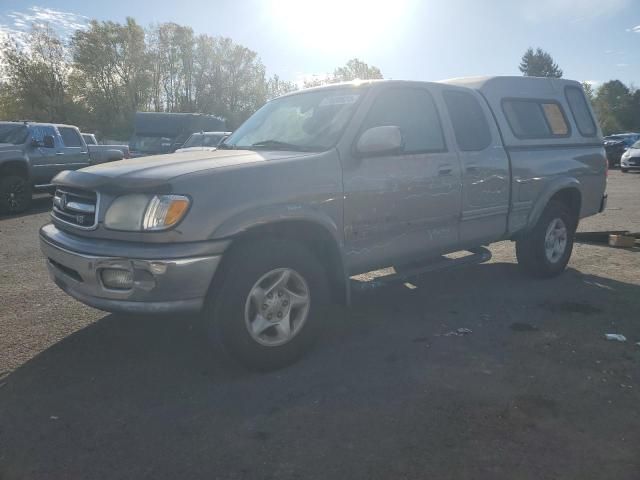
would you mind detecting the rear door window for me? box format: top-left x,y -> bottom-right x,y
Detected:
59,127 -> 83,147
361,87 -> 446,153
443,90 -> 492,151
502,99 -> 570,139
565,87 -> 597,137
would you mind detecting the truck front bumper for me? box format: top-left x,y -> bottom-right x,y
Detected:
39,224 -> 224,314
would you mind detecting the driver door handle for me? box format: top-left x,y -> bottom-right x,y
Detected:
55,152 -> 64,156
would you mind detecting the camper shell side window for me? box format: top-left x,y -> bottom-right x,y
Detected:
501,98 -> 571,140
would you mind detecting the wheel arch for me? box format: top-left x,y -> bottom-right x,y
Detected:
0,158 -> 30,180
524,179 -> 582,234
212,212 -> 350,306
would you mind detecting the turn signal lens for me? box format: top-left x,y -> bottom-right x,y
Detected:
142,195 -> 190,231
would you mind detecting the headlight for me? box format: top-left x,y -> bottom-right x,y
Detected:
104,194 -> 190,231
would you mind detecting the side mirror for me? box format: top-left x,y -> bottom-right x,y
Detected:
356,126 -> 403,157
43,135 -> 55,149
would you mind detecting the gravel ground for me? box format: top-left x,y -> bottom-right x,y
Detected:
0,170 -> 638,479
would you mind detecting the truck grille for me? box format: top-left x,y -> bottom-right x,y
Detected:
52,187 -> 98,229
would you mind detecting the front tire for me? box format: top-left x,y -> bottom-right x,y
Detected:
621,168 -> 629,173
515,201 -> 576,278
0,174 -> 32,214
205,238 -> 329,371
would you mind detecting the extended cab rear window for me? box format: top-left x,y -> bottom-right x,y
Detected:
565,86 -> 597,137
502,99 -> 570,139
443,90 -> 492,151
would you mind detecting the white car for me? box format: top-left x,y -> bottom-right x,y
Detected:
175,131 -> 232,153
620,139 -> 640,173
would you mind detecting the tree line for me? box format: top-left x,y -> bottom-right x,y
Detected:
520,47 -> 640,135
1,25 -> 634,140
0,19 -> 304,138
0,19 -> 385,140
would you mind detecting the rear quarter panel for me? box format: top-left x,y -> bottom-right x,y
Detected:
507,145 -> 606,234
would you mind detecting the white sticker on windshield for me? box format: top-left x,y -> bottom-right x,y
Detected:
319,94 -> 360,107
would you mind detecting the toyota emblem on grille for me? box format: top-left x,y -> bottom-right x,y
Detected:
59,193 -> 68,210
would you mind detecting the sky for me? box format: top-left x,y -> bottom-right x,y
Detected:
0,0 -> 638,88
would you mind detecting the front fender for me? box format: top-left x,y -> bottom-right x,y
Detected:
0,154 -> 31,181
212,203 -> 343,246
525,176 -> 581,231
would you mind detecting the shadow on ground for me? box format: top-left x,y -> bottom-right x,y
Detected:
1,264 -> 639,480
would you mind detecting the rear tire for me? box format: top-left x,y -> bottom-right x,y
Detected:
0,174 -> 32,214
204,238 -> 329,371
515,201 -> 576,278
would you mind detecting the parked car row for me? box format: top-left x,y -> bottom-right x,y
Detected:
603,132 -> 640,168
0,117 -> 233,214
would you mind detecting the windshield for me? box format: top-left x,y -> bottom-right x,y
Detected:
632,140 -> 640,149
223,87 -> 366,151
130,135 -> 173,153
0,124 -> 28,145
182,133 -> 226,148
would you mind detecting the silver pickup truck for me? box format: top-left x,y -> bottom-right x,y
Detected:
81,133 -> 130,164
40,76 -> 607,369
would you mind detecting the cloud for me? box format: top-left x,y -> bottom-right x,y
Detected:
616,63 -> 630,68
628,25 -> 640,33
522,0 -> 631,22
0,6 -> 88,50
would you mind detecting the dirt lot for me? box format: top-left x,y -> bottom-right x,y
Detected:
0,171 -> 639,480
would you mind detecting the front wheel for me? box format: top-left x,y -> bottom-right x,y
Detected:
205,238 -> 328,371
515,201 -> 576,278
0,175 -> 32,214
621,168 -> 629,173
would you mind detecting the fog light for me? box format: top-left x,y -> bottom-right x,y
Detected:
101,268 -> 134,290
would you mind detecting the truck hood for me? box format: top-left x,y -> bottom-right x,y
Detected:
52,149 -> 316,193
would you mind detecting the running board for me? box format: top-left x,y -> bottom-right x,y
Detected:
351,247 -> 492,292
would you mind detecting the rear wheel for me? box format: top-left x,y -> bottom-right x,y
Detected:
205,238 -> 328,371
0,174 -> 32,214
516,201 -> 576,278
